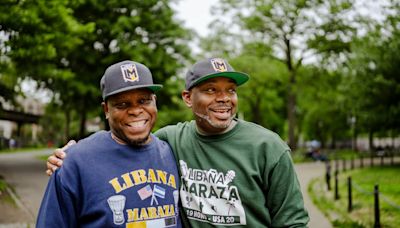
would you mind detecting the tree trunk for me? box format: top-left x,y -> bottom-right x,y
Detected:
78,97 -> 87,139
287,81 -> 297,150
368,129 -> 374,151
284,35 -> 297,151
352,123 -> 358,151
331,133 -> 336,149
250,97 -> 262,125
391,130 -> 395,148
64,110 -> 70,142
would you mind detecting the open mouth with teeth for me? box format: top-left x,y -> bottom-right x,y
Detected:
210,107 -> 232,120
125,120 -> 148,131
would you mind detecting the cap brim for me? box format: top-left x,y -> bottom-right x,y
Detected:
190,72 -> 249,89
104,84 -> 163,100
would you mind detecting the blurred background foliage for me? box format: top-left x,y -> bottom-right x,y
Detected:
0,0 -> 399,151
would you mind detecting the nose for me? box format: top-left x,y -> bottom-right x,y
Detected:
127,105 -> 143,116
215,91 -> 231,102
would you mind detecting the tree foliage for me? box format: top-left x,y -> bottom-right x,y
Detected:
0,0 -> 192,139
1,0 -> 399,149
297,66 -> 349,148
212,0 -> 360,149
201,0 -> 399,150
0,61 -> 18,106
346,1 -> 400,146
230,43 -> 288,134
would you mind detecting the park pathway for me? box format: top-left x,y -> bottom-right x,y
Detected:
0,149 -> 52,227
0,149 -> 332,227
295,162 -> 332,228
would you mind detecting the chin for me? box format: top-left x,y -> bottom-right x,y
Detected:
214,117 -> 234,125
124,132 -> 151,146
215,123 -> 231,129
127,138 -> 150,146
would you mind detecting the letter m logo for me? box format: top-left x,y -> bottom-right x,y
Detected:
211,58 -> 227,72
121,63 -> 139,82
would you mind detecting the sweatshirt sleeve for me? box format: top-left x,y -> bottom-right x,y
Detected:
154,127 -> 169,141
36,169 -> 78,228
265,151 -> 309,227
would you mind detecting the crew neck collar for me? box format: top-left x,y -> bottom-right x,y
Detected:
107,131 -> 156,151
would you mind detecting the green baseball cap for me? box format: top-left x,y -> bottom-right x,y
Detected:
185,57 -> 249,90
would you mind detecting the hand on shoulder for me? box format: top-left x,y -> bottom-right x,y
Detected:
45,140 -> 76,176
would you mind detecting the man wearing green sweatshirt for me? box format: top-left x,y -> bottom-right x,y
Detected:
47,57 -> 309,227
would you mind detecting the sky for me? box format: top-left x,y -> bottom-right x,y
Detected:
173,0 -> 218,37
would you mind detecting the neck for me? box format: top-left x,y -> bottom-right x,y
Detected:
111,133 -> 127,145
110,132 -> 152,146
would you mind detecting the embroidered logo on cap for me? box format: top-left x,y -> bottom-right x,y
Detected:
211,58 -> 228,72
121,63 -> 139,82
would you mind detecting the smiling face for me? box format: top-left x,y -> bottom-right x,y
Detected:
103,88 -> 157,146
182,77 -> 238,134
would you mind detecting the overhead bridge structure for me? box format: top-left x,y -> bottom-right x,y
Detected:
0,109 -> 41,124
0,108 -> 41,137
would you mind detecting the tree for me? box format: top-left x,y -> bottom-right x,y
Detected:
1,0 -> 96,139
346,1 -> 400,149
297,66 -> 349,148
213,0 -> 360,149
0,0 -> 192,139
229,43 -> 288,134
0,61 -> 18,106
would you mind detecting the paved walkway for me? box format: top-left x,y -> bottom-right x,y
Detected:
0,149 -> 53,227
0,149 -> 332,227
295,162 -> 332,228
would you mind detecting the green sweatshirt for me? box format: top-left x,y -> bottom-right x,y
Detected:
155,119 -> 309,228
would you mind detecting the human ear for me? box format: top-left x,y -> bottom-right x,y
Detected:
181,90 -> 192,108
102,101 -> 109,119
152,94 -> 158,111
152,94 -> 157,102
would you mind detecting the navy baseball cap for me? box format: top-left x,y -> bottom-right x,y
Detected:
185,57 -> 249,90
100,60 -> 162,100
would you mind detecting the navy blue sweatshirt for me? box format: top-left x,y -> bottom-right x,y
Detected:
37,131 -> 181,228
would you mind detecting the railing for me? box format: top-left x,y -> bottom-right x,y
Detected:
321,149 -> 400,227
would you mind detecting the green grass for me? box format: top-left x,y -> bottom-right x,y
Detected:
0,178 -> 16,205
37,155 -> 49,161
326,149 -> 360,160
0,178 -> 7,192
0,146 -> 49,154
309,165 -> 400,228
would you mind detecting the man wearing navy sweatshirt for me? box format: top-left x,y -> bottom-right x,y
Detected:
37,60 -> 181,228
